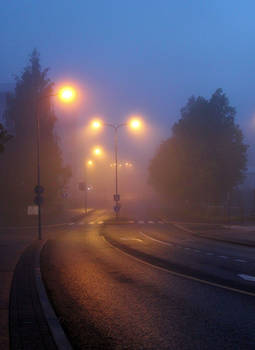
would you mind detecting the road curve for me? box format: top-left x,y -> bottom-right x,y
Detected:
41,211 -> 255,349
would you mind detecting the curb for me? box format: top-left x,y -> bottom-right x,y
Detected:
173,222 -> 255,248
35,240 -> 73,350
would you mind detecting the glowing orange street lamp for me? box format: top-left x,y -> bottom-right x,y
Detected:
58,86 -> 76,103
87,159 -> 94,167
93,147 -> 103,156
35,85 -> 77,240
91,120 -> 102,129
129,117 -> 142,130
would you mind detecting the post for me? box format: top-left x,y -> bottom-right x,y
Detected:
114,127 -> 119,218
84,166 -> 88,215
35,102 -> 42,240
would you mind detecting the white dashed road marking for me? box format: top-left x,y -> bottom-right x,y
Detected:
120,237 -> 143,242
148,221 -> 154,224
234,259 -> 247,263
238,274 -> 255,282
138,221 -> 144,224
140,232 -> 173,246
98,221 -> 104,224
218,255 -> 228,259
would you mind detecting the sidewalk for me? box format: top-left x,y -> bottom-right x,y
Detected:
0,230 -> 35,349
0,208 -> 87,349
174,222 -> 255,247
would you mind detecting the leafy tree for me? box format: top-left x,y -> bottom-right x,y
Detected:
0,50 -> 71,223
0,122 -> 12,153
149,89 -> 248,205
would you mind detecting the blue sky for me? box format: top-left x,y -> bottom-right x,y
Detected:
1,0 -> 255,168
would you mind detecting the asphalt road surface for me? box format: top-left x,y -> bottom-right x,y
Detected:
41,209 -> 255,349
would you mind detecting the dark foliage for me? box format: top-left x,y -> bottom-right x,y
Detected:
0,50 -> 71,223
0,122 -> 12,153
149,89 -> 248,204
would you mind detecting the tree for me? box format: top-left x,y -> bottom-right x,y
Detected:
149,89 -> 248,205
0,122 -> 12,153
0,50 -> 71,223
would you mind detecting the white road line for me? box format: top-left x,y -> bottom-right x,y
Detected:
238,274 -> 255,282
206,252 -> 214,256
140,232 -> 173,246
148,221 -> 154,224
234,259 -> 247,263
218,255 -> 228,259
68,223 -> 74,226
138,221 -> 144,224
98,221 -> 104,224
128,221 -> 135,224
185,247 -> 190,250
157,221 -> 164,224
194,249 -> 201,253
79,222 -> 84,225
120,237 -> 143,242
103,236 -> 255,298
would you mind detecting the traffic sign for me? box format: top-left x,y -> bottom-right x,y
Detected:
114,194 -> 120,201
114,202 -> 121,212
27,205 -> 39,215
34,185 -> 44,194
114,205 -> 120,213
34,195 -> 43,205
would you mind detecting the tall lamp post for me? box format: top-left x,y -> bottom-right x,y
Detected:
35,86 -> 76,240
83,159 -> 94,214
91,118 -> 142,218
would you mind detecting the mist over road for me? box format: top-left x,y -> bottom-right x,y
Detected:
41,210 -> 255,349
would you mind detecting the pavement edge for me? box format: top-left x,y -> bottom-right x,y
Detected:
35,241 -> 73,350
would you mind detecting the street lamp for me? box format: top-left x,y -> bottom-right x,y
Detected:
35,86 -> 76,240
92,146 -> 103,157
91,116 -> 142,218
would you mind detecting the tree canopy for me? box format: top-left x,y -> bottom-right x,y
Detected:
149,89 -> 248,204
0,50 -> 71,223
0,122 -> 12,153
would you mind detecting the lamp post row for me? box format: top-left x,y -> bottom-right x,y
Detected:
35,85 -> 142,239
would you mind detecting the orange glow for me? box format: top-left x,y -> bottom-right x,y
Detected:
91,120 -> 102,129
58,86 -> 76,102
129,116 -> 142,130
87,159 -> 94,167
93,147 -> 103,156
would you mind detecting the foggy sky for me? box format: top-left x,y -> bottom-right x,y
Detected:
1,1 -> 255,169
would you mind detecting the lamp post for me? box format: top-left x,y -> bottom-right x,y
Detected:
91,118 -> 142,218
84,159 -> 94,214
35,86 -> 76,240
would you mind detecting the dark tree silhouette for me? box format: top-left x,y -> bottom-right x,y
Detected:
149,89 -> 248,205
0,122 -> 12,153
0,50 -> 71,223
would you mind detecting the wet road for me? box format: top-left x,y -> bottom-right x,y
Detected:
41,210 -> 255,349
